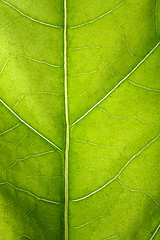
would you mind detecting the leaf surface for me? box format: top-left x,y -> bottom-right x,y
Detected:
0,0 -> 160,239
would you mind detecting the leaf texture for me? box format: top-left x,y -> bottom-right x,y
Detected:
0,0 -> 160,239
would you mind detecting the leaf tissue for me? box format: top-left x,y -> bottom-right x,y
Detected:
0,0 -> 160,239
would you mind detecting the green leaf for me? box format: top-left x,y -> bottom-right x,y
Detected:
0,0 -> 160,239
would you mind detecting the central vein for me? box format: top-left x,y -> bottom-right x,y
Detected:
64,0 -> 69,239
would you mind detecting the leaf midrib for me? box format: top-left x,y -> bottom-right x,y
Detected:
64,0 -> 69,239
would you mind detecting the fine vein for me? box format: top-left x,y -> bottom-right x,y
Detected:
24,56 -> 61,68
0,123 -> 20,136
71,41 -> 160,126
129,80 -> 160,92
64,0 -> 69,238
0,99 -> 62,152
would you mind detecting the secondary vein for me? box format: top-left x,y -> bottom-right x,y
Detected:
0,0 -> 61,28
71,41 -> 160,127
0,99 -> 62,152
